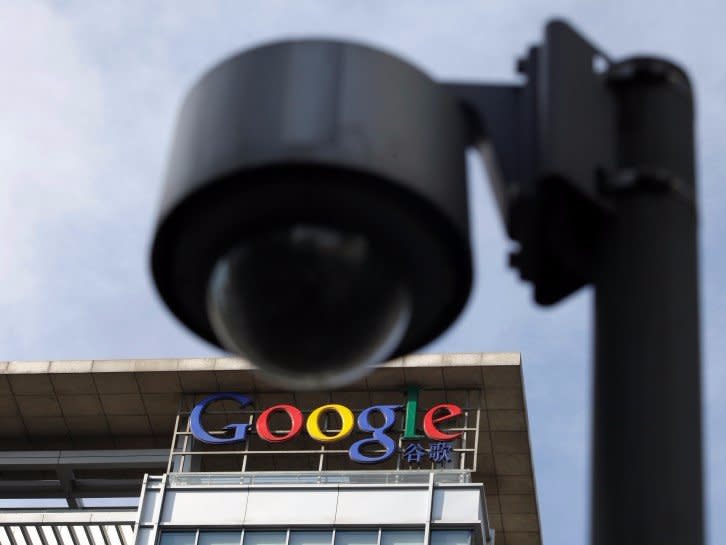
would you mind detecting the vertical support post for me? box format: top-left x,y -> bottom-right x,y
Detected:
460,405 -> 469,470
424,471 -> 435,545
592,58 -> 703,545
241,412 -> 253,472
181,417 -> 199,472
167,413 -> 180,473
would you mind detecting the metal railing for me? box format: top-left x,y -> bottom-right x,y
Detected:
0,517 -> 135,545
166,469 -> 472,487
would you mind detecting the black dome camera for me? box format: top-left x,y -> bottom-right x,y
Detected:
151,41 -> 472,388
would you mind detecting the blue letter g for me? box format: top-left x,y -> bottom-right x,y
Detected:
190,392 -> 252,444
349,404 -> 401,464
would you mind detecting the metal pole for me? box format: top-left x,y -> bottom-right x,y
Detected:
592,59 -> 703,544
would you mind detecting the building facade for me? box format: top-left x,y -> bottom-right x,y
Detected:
0,354 -> 541,545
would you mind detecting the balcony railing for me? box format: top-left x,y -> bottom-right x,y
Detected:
166,469 -> 472,487
0,512 -> 136,545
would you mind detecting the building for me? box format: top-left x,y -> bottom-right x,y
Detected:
0,353 -> 541,545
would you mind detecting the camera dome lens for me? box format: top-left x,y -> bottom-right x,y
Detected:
206,224 -> 411,389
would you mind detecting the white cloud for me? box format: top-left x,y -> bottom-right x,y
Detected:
0,1 -> 106,346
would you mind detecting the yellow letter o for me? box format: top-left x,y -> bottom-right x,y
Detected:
306,404 -> 355,442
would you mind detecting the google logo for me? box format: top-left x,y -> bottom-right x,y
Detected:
189,392 -> 463,464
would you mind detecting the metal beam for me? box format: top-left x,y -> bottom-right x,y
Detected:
0,450 -> 168,470
0,478 -> 142,500
0,449 -> 165,504
35,526 -> 52,545
81,525 -> 94,545
56,468 -> 78,510
6,527 -> 21,545
19,525 -> 33,545
50,525 -> 64,545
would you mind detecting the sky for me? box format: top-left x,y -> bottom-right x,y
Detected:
1,1 -> 724,543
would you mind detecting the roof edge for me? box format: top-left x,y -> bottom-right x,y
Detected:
0,352 -> 521,375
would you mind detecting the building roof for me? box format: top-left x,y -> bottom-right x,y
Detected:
0,353 -> 541,545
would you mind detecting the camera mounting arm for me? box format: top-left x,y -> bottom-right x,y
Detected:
445,20 -> 620,304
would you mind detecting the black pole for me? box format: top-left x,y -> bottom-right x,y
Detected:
592,59 -> 703,544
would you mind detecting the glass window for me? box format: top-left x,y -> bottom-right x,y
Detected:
199,533 -> 242,545
380,531 -> 424,545
160,533 -> 196,545
334,532 -> 378,545
243,533 -> 287,545
430,531 -> 471,545
0,498 -> 68,509
289,532 -> 332,545
79,497 -> 139,508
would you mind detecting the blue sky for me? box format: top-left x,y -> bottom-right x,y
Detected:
1,1 -> 724,543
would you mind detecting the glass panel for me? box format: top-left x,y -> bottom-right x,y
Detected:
159,532 -> 196,545
430,531 -> 471,545
243,533 -> 287,545
199,533 -> 241,545
80,497 -> 139,508
289,533 -> 332,545
334,532 -> 378,545
165,471 -> 469,487
0,499 -> 68,508
380,531 -> 424,545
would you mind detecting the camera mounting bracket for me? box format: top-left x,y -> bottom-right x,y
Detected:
445,19 -> 619,304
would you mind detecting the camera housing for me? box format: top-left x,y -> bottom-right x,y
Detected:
151,40 -> 473,387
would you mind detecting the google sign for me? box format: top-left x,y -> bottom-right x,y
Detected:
190,391 -> 463,464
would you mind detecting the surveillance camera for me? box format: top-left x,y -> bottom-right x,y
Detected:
150,40 -> 472,388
